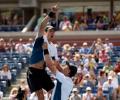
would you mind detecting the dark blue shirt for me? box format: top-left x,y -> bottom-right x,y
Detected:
30,36 -> 44,64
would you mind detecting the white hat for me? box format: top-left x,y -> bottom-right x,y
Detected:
72,88 -> 78,92
85,74 -> 90,77
86,87 -> 91,91
83,42 -> 87,46
108,76 -> 113,80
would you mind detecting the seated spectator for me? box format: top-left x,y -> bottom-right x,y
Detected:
0,64 -> 12,87
61,52 -> 74,64
15,38 -> 26,54
98,48 -> 109,64
6,38 -> 16,53
108,71 -> 119,89
114,59 -> 120,74
103,61 -> 113,74
0,38 -> 6,52
104,38 -> 113,50
104,38 -> 113,56
96,19 -> 104,30
62,21 -> 72,31
9,87 -> 18,100
84,55 -> 97,72
79,42 -> 89,55
73,53 -> 81,67
71,43 -> 79,53
79,20 -> 88,31
82,87 -> 94,100
81,74 -> 94,88
97,70 -> 107,87
77,63 -> 88,75
102,76 -> 114,91
62,44 -> 72,53
94,38 -> 104,54
69,88 -> 81,100
59,16 -> 72,31
25,38 -> 34,55
94,87 -> 106,100
73,20 -> 80,31
74,70 -> 83,86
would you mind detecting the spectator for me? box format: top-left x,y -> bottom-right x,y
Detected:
114,59 -> 120,74
104,38 -> 113,56
108,71 -> 119,89
102,76 -> 114,91
97,70 -> 107,87
79,20 -> 88,31
98,48 -> 109,64
63,44 -> 72,53
59,16 -> 72,31
73,20 -> 80,31
94,87 -> 106,100
71,43 -> 79,53
82,87 -> 94,100
94,38 -> 104,54
73,53 -> 81,67
25,38 -> 34,55
0,64 -> 12,87
74,70 -> 83,86
6,38 -> 16,53
103,61 -> 113,74
0,38 -> 6,52
81,74 -> 94,89
9,87 -> 18,100
69,88 -> 81,100
79,42 -> 89,55
15,38 -> 26,54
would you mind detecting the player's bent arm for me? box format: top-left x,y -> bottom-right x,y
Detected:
44,54 -> 58,74
43,42 -> 58,74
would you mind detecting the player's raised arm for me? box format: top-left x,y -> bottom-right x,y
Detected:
37,5 -> 58,38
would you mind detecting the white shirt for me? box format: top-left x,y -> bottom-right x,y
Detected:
82,93 -> 93,100
102,81 -> 113,91
43,35 -> 59,60
48,42 -> 59,60
0,70 -> 12,80
51,71 -> 73,100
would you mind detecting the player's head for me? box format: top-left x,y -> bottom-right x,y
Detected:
62,61 -> 77,78
45,25 -> 55,41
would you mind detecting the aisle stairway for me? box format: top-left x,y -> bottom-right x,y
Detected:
3,66 -> 28,100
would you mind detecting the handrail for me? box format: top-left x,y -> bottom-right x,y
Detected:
22,15 -> 37,32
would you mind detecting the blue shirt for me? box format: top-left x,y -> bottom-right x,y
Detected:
30,36 -> 44,64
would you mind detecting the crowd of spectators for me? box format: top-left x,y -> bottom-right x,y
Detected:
0,37 -> 120,100
0,10 -> 24,32
0,11 -> 23,25
47,13 -> 120,31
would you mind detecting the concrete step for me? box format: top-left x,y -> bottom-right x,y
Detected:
3,67 -> 28,99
